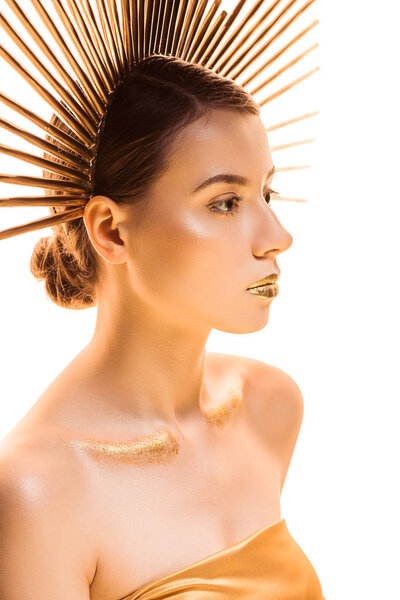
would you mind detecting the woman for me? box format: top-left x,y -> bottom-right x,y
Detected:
0,20 -> 324,600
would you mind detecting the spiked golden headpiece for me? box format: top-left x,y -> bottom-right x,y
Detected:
0,0 -> 319,241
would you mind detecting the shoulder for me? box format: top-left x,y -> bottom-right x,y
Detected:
209,352 -> 304,491
0,435 -> 80,505
241,355 -> 303,440
208,352 -> 303,433
0,435 -> 98,589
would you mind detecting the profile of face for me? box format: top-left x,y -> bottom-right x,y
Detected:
85,108 -> 293,335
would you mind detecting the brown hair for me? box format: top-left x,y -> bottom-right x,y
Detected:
30,54 -> 260,310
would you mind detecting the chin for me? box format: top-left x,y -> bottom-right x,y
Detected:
214,304 -> 272,334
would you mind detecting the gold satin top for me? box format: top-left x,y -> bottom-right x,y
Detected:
119,518 -> 326,599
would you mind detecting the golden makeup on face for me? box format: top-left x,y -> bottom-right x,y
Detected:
89,108 -> 293,335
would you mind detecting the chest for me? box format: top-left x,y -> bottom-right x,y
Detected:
88,421 -> 281,600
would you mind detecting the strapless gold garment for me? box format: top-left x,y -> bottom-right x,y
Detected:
119,518 -> 326,599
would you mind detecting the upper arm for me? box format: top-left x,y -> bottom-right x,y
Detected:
0,452 -> 95,599
243,358 -> 304,492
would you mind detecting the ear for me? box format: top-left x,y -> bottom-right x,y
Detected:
83,195 -> 130,265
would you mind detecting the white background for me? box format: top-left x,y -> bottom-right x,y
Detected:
0,1 -> 399,598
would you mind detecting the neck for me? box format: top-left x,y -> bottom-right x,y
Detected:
77,292 -> 213,430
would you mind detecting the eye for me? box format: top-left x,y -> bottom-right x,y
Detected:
264,189 -> 279,205
208,189 -> 280,217
208,194 -> 243,217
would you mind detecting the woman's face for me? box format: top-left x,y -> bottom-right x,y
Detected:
95,108 -> 293,334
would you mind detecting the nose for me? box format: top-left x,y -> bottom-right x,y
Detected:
251,202 -> 293,258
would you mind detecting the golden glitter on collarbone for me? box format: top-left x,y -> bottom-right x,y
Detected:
201,372 -> 244,429
57,429 -> 181,466
57,374 -> 244,464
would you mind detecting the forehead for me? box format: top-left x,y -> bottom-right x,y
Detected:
161,109 -> 272,189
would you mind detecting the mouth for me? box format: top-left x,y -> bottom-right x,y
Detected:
247,283 -> 279,297
246,273 -> 279,290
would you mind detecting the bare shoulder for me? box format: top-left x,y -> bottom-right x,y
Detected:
0,434 -> 98,596
238,355 -> 303,437
208,352 -> 304,491
207,351 -> 304,430
0,425 -> 85,496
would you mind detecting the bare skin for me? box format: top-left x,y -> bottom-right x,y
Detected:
0,109 -> 300,599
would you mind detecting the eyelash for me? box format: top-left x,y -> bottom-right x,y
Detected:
208,189 -> 279,217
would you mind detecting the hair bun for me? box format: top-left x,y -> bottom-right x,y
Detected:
30,233 -> 96,310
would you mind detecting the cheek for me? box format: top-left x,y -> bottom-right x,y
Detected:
134,207 -> 246,303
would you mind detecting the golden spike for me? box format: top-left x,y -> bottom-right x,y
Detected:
270,137 -> 316,151
265,110 -> 319,132
0,116 -> 90,170
241,19 -> 318,87
92,0 -> 117,74
159,0 -> 175,55
273,195 -> 308,202
121,0 -> 133,65
0,175 -> 91,192
0,92 -> 91,160
138,0 -> 146,58
249,43 -> 318,96
115,0 -> 130,69
186,0 -> 222,62
162,0 -> 176,56
181,0 -> 208,60
0,195 -> 89,207
29,0 -> 105,114
0,44 -> 94,146
144,0 -> 157,57
107,0 -> 128,73
191,8 -> 228,64
171,0 -> 194,56
117,0 -> 130,69
170,0 -> 188,56
0,144 -> 90,183
216,0 -> 284,74
0,205 -> 85,242
80,0 -> 118,85
275,164 -> 310,171
259,66 -> 319,106
153,0 -> 164,54
3,0 -> 100,124
207,0 -> 265,70
144,0 -> 154,57
147,0 -> 158,55
96,0 -> 123,77
131,0 -> 140,59
126,0 -> 134,61
152,0 -> 165,54
176,0 -> 201,57
0,12 -> 98,135
64,0 -> 114,92
201,0 -> 248,68
226,0 -> 316,80
194,9 -> 230,65
50,0 -> 109,103
169,0 -> 189,56
116,0 -> 130,69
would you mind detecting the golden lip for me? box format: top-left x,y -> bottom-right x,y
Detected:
247,273 -> 279,289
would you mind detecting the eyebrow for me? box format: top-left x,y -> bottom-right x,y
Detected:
192,165 -> 276,194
